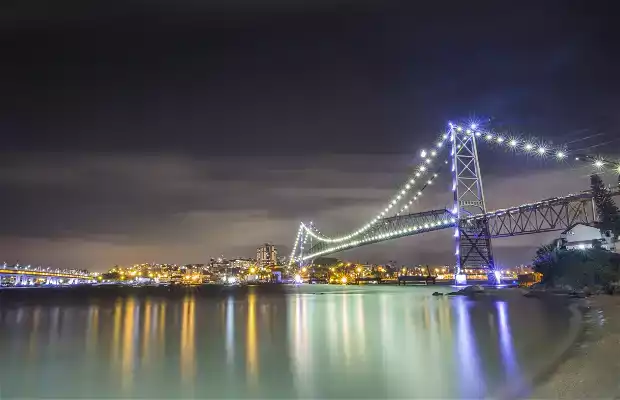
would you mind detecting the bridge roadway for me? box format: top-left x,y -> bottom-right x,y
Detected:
303,188 -> 620,260
0,266 -> 93,286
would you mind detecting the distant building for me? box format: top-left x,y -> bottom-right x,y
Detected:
231,258 -> 253,269
257,243 -> 278,266
558,223 -> 617,252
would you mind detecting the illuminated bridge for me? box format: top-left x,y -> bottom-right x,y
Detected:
288,121 -> 620,283
0,264 -> 93,286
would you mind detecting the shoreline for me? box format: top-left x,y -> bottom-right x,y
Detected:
529,295 -> 620,399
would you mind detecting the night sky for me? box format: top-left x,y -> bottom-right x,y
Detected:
1,0 -> 619,271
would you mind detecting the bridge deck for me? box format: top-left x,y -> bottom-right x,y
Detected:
303,189 -> 619,260
0,269 -> 92,279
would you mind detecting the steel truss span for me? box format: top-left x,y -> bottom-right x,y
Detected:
302,190 -> 619,260
469,191 -> 618,237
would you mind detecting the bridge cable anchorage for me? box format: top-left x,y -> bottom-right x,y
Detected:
299,133 -> 451,244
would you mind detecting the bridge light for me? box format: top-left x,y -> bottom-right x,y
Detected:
401,190 -> 406,195
437,142 -> 443,147
616,165 -> 620,174
456,126 -> 463,132
509,139 -> 518,147
410,178 -> 415,184
594,160 -> 604,168
485,134 -> 493,141
431,150 -> 437,156
405,184 -> 410,189
537,146 -> 546,155
421,149 -> 427,158
475,131 -> 482,137
524,143 -> 534,151
427,179 -> 432,184
496,137 -> 504,143
466,129 -> 472,134
556,151 -> 565,159
415,172 -> 420,177
442,133 -> 448,139
419,166 -> 426,172
470,123 -> 477,130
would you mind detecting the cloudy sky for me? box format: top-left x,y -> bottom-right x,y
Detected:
1,0 -> 619,271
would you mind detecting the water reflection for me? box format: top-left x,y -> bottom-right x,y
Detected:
86,305 -> 99,358
225,296 -> 235,366
121,297 -> 137,389
455,296 -> 485,398
141,300 -> 152,366
245,292 -> 258,386
496,301 -> 522,383
180,296 -> 196,385
0,286 -> 570,399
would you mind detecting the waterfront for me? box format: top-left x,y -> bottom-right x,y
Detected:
0,285 -> 571,398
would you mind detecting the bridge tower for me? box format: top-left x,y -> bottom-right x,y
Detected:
450,124 -> 496,279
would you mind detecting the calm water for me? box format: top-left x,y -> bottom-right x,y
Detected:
0,285 -> 569,398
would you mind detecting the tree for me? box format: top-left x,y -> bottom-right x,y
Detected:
533,241 -> 560,285
533,240 -> 620,289
590,174 -> 620,236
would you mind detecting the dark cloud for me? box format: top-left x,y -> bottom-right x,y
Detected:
0,0 -> 619,270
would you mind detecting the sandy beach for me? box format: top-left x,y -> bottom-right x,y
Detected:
530,295 -> 620,399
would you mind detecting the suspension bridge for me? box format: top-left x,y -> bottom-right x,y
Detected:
288,121 -> 620,284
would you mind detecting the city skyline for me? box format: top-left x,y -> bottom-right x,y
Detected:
1,1 -> 619,271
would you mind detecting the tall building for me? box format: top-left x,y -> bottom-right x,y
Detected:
257,243 -> 278,266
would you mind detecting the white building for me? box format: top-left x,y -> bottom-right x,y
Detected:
231,259 -> 253,269
256,243 -> 278,266
558,223 -> 617,252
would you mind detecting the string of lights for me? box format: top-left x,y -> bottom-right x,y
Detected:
288,223 -> 304,265
465,123 -> 620,173
449,123 -> 569,160
300,134 -> 450,243
300,217 -> 457,261
394,162 -> 447,216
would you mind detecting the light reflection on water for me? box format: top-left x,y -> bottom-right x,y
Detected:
0,285 -> 568,398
